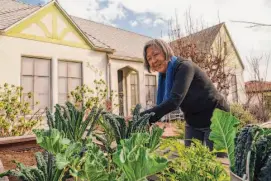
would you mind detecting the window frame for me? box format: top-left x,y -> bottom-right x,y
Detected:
21,56 -> 52,111
145,74 -> 157,106
57,60 -> 83,105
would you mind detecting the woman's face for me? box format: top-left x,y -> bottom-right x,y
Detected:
146,45 -> 168,73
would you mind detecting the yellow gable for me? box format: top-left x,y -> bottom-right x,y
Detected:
5,2 -> 91,49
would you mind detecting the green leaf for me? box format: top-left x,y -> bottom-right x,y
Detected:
56,153 -> 69,170
33,129 -> 70,155
113,133 -> 168,181
209,108 -> 240,169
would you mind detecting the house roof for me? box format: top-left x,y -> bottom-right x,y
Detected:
0,0 -> 41,30
172,23 -> 224,51
71,16 -> 152,59
0,0 -> 152,59
170,22 -> 245,69
0,0 -> 244,64
245,81 -> 271,93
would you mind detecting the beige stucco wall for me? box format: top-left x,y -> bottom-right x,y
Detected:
211,25 -> 247,104
0,35 -> 108,107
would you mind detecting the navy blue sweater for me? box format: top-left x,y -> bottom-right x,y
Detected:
141,57 -> 230,128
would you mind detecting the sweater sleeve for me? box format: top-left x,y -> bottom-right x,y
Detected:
140,61 -> 195,123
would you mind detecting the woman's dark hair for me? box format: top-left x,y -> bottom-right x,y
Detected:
143,39 -> 174,73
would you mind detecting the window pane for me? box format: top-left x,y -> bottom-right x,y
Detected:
35,76 -> 50,110
145,75 -> 156,106
21,76 -> 33,93
68,62 -> 81,78
22,58 -> 33,75
149,76 -> 156,85
58,93 -> 68,105
145,76 -> 149,85
36,93 -> 49,110
58,78 -> 68,94
58,61 -> 67,77
35,59 -> 50,76
69,78 -> 81,92
36,77 -> 49,94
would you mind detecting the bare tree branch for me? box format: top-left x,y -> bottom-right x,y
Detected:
168,9 -> 233,97
245,54 -> 271,122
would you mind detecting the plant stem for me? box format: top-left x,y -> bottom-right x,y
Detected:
58,167 -> 68,181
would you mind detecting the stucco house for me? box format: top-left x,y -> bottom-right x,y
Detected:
0,0 -> 158,119
0,0 -> 246,123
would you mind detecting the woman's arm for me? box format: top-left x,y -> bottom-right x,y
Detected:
141,61 -> 195,123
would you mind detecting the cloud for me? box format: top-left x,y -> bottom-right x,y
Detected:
143,18 -> 152,25
58,0 -> 126,26
129,20 -> 138,27
153,19 -> 165,26
57,0 -> 271,80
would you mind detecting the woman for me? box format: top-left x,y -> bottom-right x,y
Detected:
140,39 -> 230,151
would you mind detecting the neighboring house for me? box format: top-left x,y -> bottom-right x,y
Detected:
0,0 -> 246,125
0,0 -> 158,120
170,23 -> 247,104
245,81 -> 271,110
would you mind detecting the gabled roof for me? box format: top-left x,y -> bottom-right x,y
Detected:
0,0 -> 152,59
175,23 -> 224,51
170,23 -> 245,69
0,0 -> 41,30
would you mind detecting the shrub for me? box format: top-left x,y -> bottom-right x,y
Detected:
230,103 -> 258,129
0,83 -> 42,137
157,138 -> 229,181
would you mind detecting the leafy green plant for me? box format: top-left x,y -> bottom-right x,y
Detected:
77,140 -> 117,181
209,108 -> 240,169
34,128 -> 70,155
34,128 -> 117,181
157,138 -> 229,181
171,120 -> 185,139
103,104 -> 154,144
0,83 -> 43,137
46,102 -> 102,142
113,125 -> 167,181
0,151 -> 63,181
234,125 -> 271,180
230,103 -> 258,129
209,109 -> 271,181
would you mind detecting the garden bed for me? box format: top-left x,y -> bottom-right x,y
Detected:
0,135 -> 43,181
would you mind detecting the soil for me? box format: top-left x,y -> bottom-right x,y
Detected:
0,147 -> 43,181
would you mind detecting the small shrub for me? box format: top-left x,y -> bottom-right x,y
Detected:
157,138 -> 229,181
173,120 -> 185,139
230,103 -> 258,129
68,81 -> 118,111
0,83 -> 43,137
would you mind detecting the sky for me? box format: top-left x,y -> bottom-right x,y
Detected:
21,0 -> 271,82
